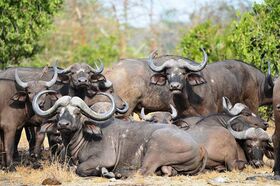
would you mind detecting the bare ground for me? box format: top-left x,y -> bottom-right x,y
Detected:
0,121 -> 279,186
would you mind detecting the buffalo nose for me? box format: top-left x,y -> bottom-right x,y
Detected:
263,122 -> 269,129
78,77 -> 88,83
58,120 -> 70,127
170,82 -> 181,90
252,160 -> 263,168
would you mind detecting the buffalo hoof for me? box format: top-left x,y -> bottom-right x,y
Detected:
32,161 -> 43,170
3,165 -> 16,172
267,175 -> 280,181
101,167 -> 115,178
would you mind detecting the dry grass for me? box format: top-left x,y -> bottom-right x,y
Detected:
0,121 -> 279,185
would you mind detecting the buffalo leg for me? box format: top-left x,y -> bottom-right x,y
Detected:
14,127 -> 23,159
273,132 -> 280,176
25,126 -> 36,155
33,126 -> 45,159
3,128 -> 16,171
76,157 -> 115,177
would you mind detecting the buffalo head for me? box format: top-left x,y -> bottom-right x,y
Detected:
222,97 -> 268,130
227,116 -> 273,168
58,62 -> 104,89
33,90 -> 116,135
148,48 -> 207,94
12,66 -> 58,106
140,104 -> 177,124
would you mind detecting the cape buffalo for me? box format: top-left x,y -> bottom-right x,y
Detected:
33,90 -> 207,177
57,63 -> 128,114
272,76 -> 280,178
105,51 -> 272,128
141,97 -> 273,170
0,66 -> 58,171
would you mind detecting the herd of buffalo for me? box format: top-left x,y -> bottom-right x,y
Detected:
1,48 -> 280,180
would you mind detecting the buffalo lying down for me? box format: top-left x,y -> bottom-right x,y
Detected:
33,90 -> 207,177
141,97 -> 273,170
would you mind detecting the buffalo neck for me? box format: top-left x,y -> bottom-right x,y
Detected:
61,126 -> 87,165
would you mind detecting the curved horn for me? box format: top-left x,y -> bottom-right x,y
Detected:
170,104 -> 177,119
222,97 -> 233,111
244,128 -> 272,141
228,103 -> 247,116
32,90 -> 71,117
116,101 -> 129,114
15,69 -> 28,88
71,92 -> 115,121
88,61 -> 104,74
223,97 -> 247,116
227,115 -> 247,139
147,49 -> 166,72
57,65 -> 72,74
140,107 -> 153,121
44,66 -> 58,87
181,48 -> 208,72
226,116 -> 271,141
104,79 -> 112,88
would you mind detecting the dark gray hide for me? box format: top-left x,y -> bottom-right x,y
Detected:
106,57 -> 272,127
33,92 -> 207,177
0,66 -> 58,171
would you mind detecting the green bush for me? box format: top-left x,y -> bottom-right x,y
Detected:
72,36 -> 119,67
228,0 -> 280,74
0,0 -> 63,69
179,0 -> 280,74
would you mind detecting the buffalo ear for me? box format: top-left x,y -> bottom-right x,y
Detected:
83,120 -> 102,137
150,74 -> 166,86
47,91 -> 61,101
173,120 -> 190,130
58,74 -> 70,84
186,72 -> 207,86
264,142 -> 274,159
10,91 -> 28,102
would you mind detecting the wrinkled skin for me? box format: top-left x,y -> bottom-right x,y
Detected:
272,77 -> 280,177
0,68 -> 58,171
106,59 -> 272,122
40,100 -> 207,178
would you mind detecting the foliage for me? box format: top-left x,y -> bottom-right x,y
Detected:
179,0 -> 279,74
0,0 -> 63,69
72,36 -> 119,67
228,0 -> 280,73
179,21 -> 232,63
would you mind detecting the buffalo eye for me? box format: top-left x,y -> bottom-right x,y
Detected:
242,112 -> 251,116
276,104 -> 280,111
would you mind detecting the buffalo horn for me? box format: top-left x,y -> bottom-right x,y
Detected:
116,101 -> 129,114
170,104 -> 177,119
32,90 -> 71,117
44,66 -> 58,87
88,61 -> 104,74
57,65 -> 72,74
147,48 -> 207,72
227,116 -> 271,141
71,92 -> 115,121
140,107 -> 153,121
222,97 -> 247,116
15,69 -> 28,88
